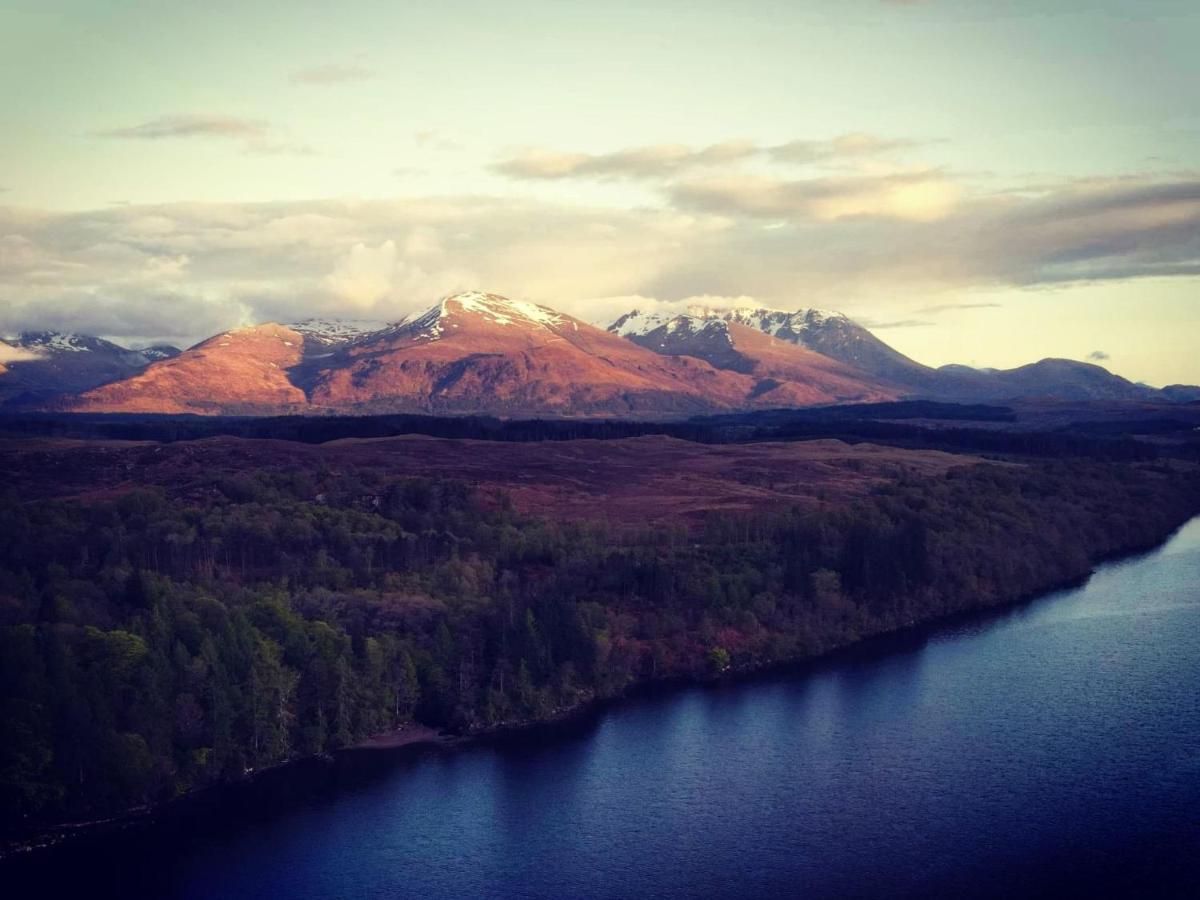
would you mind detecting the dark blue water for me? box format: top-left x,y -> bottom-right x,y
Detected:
13,518 -> 1200,898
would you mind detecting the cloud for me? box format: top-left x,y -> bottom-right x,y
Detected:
857,317 -> 934,329
966,178 -> 1200,285
1,283 -> 249,349
493,134 -> 920,182
414,131 -> 461,151
291,63 -> 375,85
0,343 -> 46,363
914,301 -> 1002,314
494,141 -> 758,180
98,115 -> 270,141
768,133 -> 920,164
1087,350 -> 1111,361
670,170 -> 962,222
1,174 -> 1197,345
324,240 -> 468,309
96,115 -> 312,156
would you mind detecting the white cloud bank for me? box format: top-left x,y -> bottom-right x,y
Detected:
0,173 -> 1197,345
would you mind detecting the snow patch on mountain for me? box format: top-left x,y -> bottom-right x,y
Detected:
609,306 -> 851,341
16,331 -> 93,353
137,346 -> 180,362
609,310 -> 677,337
290,318 -> 390,344
712,307 -> 850,339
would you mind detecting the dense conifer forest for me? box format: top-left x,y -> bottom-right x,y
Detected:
1,450 -> 1198,835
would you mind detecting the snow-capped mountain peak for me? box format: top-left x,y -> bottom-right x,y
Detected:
395,292 -> 571,341
440,291 -> 567,328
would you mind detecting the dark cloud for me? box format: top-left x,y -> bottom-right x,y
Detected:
665,173 -> 1200,286
970,179 -> 1200,286
290,64 -> 375,85
1087,350 -> 1111,361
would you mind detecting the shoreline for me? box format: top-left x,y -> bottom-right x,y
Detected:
349,722 -> 452,751
5,510 -> 1197,865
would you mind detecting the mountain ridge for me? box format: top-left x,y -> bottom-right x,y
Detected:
5,293 -> 1195,416
610,305 -> 1186,406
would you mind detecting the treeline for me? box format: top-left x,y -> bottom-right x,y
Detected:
4,404 -> 1195,461
2,458 -> 1198,833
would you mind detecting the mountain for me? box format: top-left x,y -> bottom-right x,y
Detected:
299,292 -> 753,416
0,331 -> 180,407
41,294 -> 1200,416
613,305 -> 938,394
612,305 -> 1190,404
64,294 -> 755,417
1162,384 -> 1200,404
629,306 -> 941,387
931,358 -> 1161,403
67,324 -> 308,414
607,312 -> 897,405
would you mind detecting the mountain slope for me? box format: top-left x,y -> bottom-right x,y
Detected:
66,324 -> 308,414
613,306 -> 936,391
0,332 -> 180,407
609,313 -> 898,405
289,318 -> 390,349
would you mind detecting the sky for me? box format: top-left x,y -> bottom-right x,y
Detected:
1,0 -> 1198,385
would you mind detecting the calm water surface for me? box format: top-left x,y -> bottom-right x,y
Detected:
13,518 -> 1200,898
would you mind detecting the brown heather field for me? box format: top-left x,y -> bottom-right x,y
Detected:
0,434 -> 981,527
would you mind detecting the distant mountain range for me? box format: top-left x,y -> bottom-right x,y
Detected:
2,292 -> 1194,417
0,332 -> 180,408
611,305 -> 1175,405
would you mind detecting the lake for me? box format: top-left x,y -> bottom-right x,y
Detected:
10,517 -> 1200,898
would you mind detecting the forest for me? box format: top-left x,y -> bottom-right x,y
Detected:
2,449 -> 1199,836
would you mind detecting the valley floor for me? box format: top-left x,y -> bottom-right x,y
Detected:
0,433 -> 979,527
